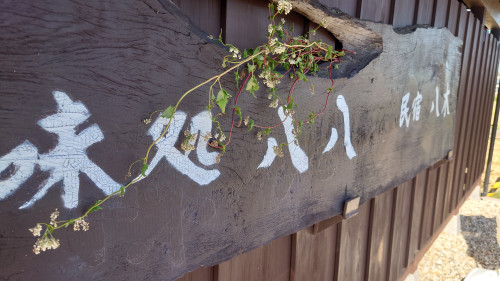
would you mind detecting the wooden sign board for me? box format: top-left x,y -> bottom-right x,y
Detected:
0,0 -> 461,280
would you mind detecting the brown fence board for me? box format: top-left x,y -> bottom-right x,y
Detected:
432,164 -> 448,231
469,33 -> 492,184
447,0 -> 460,35
451,11 -> 476,210
406,171 -> 427,265
418,168 -> 438,249
365,192 -> 393,281
177,267 -> 214,281
291,225 -> 336,281
387,182 -> 413,281
216,234 -> 291,281
393,0 -> 417,27
359,0 -> 392,23
416,0 -> 435,25
457,19 -> 482,199
432,0 -> 450,27
466,26 -> 487,187
335,202 -> 371,281
476,41 -> 500,178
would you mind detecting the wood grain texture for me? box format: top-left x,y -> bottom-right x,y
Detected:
0,1 -> 462,280
291,225 -> 337,281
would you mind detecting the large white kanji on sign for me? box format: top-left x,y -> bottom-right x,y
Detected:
0,91 -> 120,209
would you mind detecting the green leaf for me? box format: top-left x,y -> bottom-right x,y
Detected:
247,119 -> 254,131
269,3 -> 274,14
245,76 -> 259,97
141,163 -> 148,177
235,71 -> 240,88
234,106 -> 242,120
297,72 -> 308,82
298,121 -> 304,134
308,111 -> 316,127
334,64 -> 339,70
325,45 -> 333,60
216,89 -> 231,114
216,98 -> 228,114
256,55 -> 265,68
161,105 -> 175,119
89,205 -> 103,214
247,63 -> 256,73
264,128 -> 271,135
120,186 -> 125,197
217,89 -> 231,101
242,49 -> 248,59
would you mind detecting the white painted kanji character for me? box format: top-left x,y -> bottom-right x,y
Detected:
134,110 -> 220,185
0,91 -> 121,209
441,84 -> 450,116
257,107 -> 309,173
400,92 -> 411,127
412,91 -> 423,121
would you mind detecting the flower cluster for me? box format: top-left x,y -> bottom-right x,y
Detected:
180,130 -> 197,152
50,209 -> 59,227
277,0 -> 293,15
29,224 -> 42,237
73,218 -> 89,231
33,236 -> 60,254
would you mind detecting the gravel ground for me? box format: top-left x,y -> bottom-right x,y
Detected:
418,197 -> 500,281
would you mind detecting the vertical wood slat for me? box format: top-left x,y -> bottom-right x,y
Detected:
475,41 -> 500,181
392,0 -> 417,27
358,0 -> 392,23
469,33 -> 492,184
416,0 -> 435,25
456,18 -> 482,200
451,11 -> 476,211
466,26 -> 486,188
432,0 -> 449,27
446,0 -> 460,35
449,4 -> 470,213
365,192 -> 393,281
387,182 -> 413,281
444,3 -> 468,217
432,164 -> 447,231
215,234 -> 291,281
334,202 -> 371,281
290,225 -> 337,281
418,168 -> 437,249
176,267 -> 215,281
407,170 -> 427,265
477,39 -> 499,175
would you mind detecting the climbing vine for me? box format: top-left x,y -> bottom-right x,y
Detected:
29,0 -> 347,254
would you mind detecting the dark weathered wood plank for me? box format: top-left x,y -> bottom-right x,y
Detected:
432,164 -> 447,232
173,0 -> 222,37
318,0 -> 358,16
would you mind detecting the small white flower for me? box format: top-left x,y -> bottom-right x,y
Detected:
29,224 -> 42,237
268,24 -> 273,34
321,18 -> 328,28
277,0 -> 292,14
269,99 -> 279,108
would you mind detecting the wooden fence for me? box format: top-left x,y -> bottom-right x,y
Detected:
174,0 -> 500,280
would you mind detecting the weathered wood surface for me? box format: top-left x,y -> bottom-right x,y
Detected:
0,0 -> 461,280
